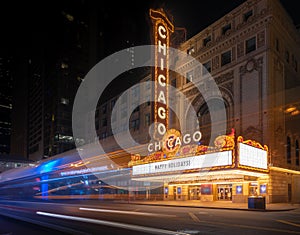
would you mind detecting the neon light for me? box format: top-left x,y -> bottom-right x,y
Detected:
150,9 -> 174,140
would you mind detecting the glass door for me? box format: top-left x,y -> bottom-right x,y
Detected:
188,186 -> 201,200
217,184 -> 232,200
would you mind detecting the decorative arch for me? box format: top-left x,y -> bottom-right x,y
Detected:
184,87 -> 233,145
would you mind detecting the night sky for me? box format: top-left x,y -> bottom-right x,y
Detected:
0,0 -> 299,57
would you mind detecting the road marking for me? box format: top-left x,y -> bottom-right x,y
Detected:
188,212 -> 201,222
277,220 -> 300,228
79,207 -> 175,217
36,211 -> 189,235
201,220 -> 300,234
198,212 -> 208,214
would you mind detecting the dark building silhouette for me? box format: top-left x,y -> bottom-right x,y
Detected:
0,56 -> 13,155
9,1 -> 149,160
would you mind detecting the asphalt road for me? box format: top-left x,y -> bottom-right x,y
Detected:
0,200 -> 299,235
0,215 -> 70,235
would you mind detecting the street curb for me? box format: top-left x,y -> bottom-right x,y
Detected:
115,201 -> 297,212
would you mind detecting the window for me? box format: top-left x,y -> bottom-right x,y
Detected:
186,70 -> 193,83
101,118 -> 107,127
222,24 -> 231,35
101,132 -> 108,139
61,62 -> 68,69
292,55 -> 298,72
287,136 -> 291,164
133,106 -> 140,113
246,37 -> 256,54
285,50 -> 290,63
296,140 -> 299,166
60,98 -> 69,105
131,119 -> 140,131
77,75 -> 83,82
275,38 -> 279,52
243,10 -> 253,22
145,113 -> 150,126
203,36 -> 211,47
102,104 -> 107,114
221,50 -> 231,66
202,61 -> 211,75
187,47 -> 195,55
171,79 -> 176,88
111,99 -> 116,109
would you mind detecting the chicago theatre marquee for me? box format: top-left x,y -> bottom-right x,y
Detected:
123,3 -> 300,204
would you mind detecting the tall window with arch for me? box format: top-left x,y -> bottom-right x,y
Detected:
287,136 -> 291,164
196,98 -> 228,145
296,140 -> 299,166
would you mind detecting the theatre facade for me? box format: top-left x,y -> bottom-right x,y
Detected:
97,0 -> 300,204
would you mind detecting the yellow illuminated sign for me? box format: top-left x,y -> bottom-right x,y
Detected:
150,9 -> 174,140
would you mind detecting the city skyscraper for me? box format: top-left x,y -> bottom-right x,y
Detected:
8,1 -> 151,160
0,55 -> 13,155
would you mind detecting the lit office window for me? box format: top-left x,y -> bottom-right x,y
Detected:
60,98 -> 69,105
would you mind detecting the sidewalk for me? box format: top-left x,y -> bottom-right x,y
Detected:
120,199 -> 300,212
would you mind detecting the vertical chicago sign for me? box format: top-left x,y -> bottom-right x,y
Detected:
150,9 -> 174,140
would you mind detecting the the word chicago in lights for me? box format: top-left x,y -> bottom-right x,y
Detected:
150,8 -> 174,140
128,128 -> 269,175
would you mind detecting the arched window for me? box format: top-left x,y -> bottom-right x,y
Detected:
296,140 -> 299,166
197,99 -> 228,145
287,136 -> 291,164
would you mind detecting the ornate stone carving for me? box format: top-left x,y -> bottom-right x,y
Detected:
184,87 -> 199,98
240,57 -> 263,75
232,46 -> 236,61
274,58 -> 284,74
215,71 -> 234,84
212,55 -> 220,70
237,42 -> 244,58
257,30 -> 265,48
243,125 -> 262,142
246,59 -> 255,72
222,81 -> 234,96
